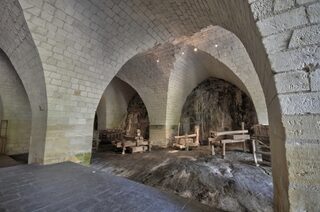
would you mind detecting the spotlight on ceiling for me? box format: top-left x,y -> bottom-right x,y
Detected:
156,59 -> 160,63
215,44 -> 218,48
182,51 -> 185,55
193,47 -> 198,52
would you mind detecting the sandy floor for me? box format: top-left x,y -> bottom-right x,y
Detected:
91,146 -> 273,212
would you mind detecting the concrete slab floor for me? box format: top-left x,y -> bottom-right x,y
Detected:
0,162 -> 215,212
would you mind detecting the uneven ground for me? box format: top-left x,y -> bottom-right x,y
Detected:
91,146 -> 273,212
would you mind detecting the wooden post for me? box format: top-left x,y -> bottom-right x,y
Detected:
121,142 -> 126,155
241,122 -> 246,152
185,134 -> 189,151
252,139 -> 259,166
195,125 -> 200,146
222,143 -> 226,159
148,140 -> 152,152
211,144 -> 215,156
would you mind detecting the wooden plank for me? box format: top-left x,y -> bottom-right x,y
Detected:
221,139 -> 246,144
255,151 -> 271,156
222,143 -> 226,158
233,134 -> 250,140
174,134 -> 197,139
129,146 -> 145,153
211,130 -> 248,136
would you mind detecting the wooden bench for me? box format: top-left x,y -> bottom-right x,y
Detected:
112,129 -> 151,154
209,129 -> 251,158
173,125 -> 200,150
113,139 -> 151,154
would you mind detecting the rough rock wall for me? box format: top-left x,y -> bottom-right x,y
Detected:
180,78 -> 257,140
123,94 -> 150,139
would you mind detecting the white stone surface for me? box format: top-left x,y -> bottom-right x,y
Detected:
0,0 -> 317,209
0,50 -> 32,155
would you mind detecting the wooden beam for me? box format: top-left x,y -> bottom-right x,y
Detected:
211,130 -> 248,136
174,134 -> 197,139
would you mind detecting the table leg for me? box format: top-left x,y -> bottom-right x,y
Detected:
222,143 -> 226,159
121,143 -> 126,155
211,144 -> 215,156
252,140 -> 258,166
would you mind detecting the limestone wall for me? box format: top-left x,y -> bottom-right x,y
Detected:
10,0 -> 320,209
251,0 -> 320,210
97,77 -> 136,130
0,0 -> 47,163
0,50 -> 32,155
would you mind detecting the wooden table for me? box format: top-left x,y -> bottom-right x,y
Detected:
209,130 -> 251,158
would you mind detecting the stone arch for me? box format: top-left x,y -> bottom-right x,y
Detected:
0,1 -> 47,163
17,0 -> 320,209
116,51 -> 175,146
171,26 -> 268,125
96,77 -> 143,131
0,49 -> 32,155
166,48 -> 258,134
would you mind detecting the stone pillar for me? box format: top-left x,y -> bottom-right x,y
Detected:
251,1 -> 320,210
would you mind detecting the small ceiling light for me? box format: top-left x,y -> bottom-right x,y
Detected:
215,44 -> 218,48
181,51 -> 185,55
193,47 -> 198,52
156,59 -> 160,63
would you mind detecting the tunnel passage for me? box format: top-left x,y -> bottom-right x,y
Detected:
179,77 -> 258,141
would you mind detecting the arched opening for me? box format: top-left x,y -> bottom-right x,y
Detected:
162,41 -> 273,210
0,49 -> 31,165
0,0 -> 48,165
88,26 -> 274,211
0,0 -> 313,210
93,77 -> 150,154
179,77 -> 258,141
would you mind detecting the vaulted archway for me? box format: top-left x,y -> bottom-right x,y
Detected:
6,0 -> 318,210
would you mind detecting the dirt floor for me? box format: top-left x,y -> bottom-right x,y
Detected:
91,146 -> 273,212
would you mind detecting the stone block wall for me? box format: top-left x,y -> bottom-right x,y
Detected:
251,0 -> 320,210
0,50 -> 32,155
4,0 -> 318,209
0,0 -> 47,163
96,77 -> 136,130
